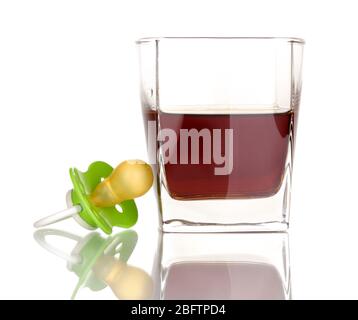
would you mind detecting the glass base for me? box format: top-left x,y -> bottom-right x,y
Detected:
161,221 -> 289,233
157,168 -> 291,233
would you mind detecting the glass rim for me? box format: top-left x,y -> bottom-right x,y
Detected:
136,36 -> 305,45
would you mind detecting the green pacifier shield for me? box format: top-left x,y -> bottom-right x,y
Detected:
69,161 -> 138,234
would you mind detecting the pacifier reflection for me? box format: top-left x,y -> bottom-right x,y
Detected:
34,230 -> 291,300
34,229 -> 153,300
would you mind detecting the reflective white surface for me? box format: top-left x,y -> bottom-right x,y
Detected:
31,228 -> 290,300
1,191 -> 358,299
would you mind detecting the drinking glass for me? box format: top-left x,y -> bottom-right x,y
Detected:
137,37 -> 304,232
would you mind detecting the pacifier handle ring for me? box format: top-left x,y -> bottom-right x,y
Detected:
33,205 -> 82,228
34,229 -> 82,265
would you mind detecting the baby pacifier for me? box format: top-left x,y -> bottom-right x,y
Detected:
34,229 -> 153,299
34,160 -> 153,234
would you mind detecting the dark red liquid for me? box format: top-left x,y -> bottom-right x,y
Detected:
158,111 -> 293,199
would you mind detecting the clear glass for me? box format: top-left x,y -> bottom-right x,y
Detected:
153,232 -> 291,300
137,37 -> 304,232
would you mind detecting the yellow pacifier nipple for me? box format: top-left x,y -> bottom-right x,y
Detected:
90,160 -> 154,208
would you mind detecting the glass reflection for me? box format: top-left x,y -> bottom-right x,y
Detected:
156,232 -> 291,300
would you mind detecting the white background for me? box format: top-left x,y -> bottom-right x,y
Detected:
1,0 -> 358,299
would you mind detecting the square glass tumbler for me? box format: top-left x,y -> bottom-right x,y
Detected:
137,37 -> 304,232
